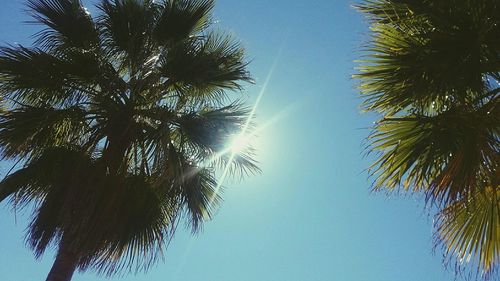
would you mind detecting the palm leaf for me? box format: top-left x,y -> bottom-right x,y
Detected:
98,0 -> 156,70
435,187 -> 500,277
358,1 -> 500,277
369,103 -> 498,204
77,174 -> 174,276
178,165 -> 220,231
0,105 -> 88,159
355,0 -> 499,115
175,103 -> 259,174
27,0 -> 99,51
159,33 -> 252,103
153,0 -> 214,45
0,46 -> 100,106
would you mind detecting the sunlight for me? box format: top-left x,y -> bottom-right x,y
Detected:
229,133 -> 252,154
207,45 -> 283,205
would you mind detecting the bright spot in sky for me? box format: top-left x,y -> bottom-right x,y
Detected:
229,133 -> 251,154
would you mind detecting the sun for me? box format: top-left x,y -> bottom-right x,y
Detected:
229,133 -> 252,154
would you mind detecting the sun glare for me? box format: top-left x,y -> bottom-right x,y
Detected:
229,133 -> 251,154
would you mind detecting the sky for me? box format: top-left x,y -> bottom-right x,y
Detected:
0,1 -> 458,281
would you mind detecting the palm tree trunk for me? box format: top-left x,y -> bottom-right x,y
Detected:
45,239 -> 78,281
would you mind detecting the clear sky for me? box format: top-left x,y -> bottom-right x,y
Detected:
0,1 -> 457,281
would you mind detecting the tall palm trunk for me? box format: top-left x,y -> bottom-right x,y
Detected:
45,238 -> 79,281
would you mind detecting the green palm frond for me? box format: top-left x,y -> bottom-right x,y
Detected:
176,103 -> 249,151
153,0 -> 214,45
98,0 -> 156,68
0,46 -> 71,104
180,166 -> 220,231
369,102 -> 498,204
358,0 -> 500,277
0,148 -> 171,275
159,33 -> 252,103
355,0 -> 499,115
78,174 -> 173,276
0,106 -> 88,159
174,103 -> 260,174
27,0 -> 99,51
0,146 -> 90,208
435,187 -> 500,277
0,46 -> 100,106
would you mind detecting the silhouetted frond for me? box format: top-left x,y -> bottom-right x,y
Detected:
175,103 -> 259,174
0,106 -> 88,159
176,103 -> 248,151
81,174 -> 174,276
159,33 -> 252,103
27,0 -> 98,51
153,0 -> 214,45
178,165 -> 220,231
98,0 -> 156,69
0,46 -> 100,106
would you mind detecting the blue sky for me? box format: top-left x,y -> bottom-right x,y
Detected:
0,1 -> 456,280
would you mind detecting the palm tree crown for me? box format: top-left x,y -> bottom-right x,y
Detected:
356,0 -> 499,279
0,0 -> 258,280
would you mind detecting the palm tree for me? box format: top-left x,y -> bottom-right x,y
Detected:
0,1 -> 259,281
355,0 -> 499,279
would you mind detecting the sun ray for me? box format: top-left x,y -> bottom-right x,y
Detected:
208,41 -> 286,205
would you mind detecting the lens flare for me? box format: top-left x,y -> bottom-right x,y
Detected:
229,134 -> 251,154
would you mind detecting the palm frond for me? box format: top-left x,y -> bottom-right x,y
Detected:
0,147 -> 93,259
27,0 -> 98,51
148,142 -> 221,232
176,103 -> 249,151
159,33 -> 252,103
358,1 -> 500,277
173,103 -> 260,174
0,46 -> 70,104
355,0 -> 499,115
0,165 -> 43,205
369,104 -> 498,204
98,0 -> 156,70
16,148 -> 93,257
0,147 -> 88,205
371,110 -> 500,203
0,105 -> 89,159
0,46 -> 100,106
435,187 -> 500,278
84,167 -> 219,275
217,148 -> 260,178
8,150 -> 170,275
153,0 -> 214,45
80,174 -> 174,276
179,165 -> 220,231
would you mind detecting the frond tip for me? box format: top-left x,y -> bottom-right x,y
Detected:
154,0 -> 215,45
27,0 -> 98,50
435,187 -> 500,278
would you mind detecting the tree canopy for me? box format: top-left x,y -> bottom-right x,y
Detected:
356,0 -> 500,279
0,0 -> 258,280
